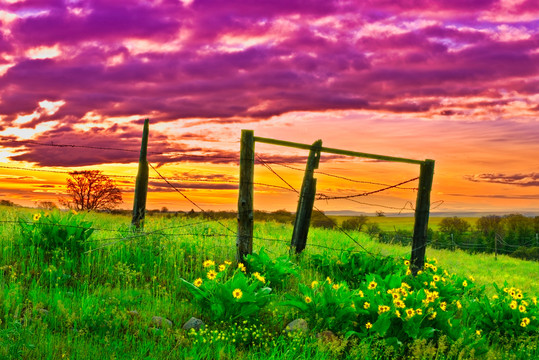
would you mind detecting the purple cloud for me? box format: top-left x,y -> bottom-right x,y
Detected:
464,173 -> 539,187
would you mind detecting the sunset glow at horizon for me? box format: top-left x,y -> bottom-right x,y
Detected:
0,0 -> 538,215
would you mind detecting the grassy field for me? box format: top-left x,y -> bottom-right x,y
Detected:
0,206 -> 537,359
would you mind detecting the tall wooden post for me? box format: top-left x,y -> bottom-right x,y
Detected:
132,118 -> 149,229
411,159 -> 435,275
237,130 -> 255,262
291,140 -> 322,254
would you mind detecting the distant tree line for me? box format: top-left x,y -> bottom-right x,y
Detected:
372,214 -> 539,262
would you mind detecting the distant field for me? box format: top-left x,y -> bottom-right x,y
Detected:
332,215 -> 479,231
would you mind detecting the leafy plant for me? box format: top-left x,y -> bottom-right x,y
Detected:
244,247 -> 298,288
283,278 -> 356,333
181,260 -> 272,322
18,210 -> 94,256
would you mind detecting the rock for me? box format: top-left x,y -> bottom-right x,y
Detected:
316,330 -> 338,343
182,317 -> 205,332
285,318 -> 309,333
128,310 -> 140,318
151,316 -> 173,328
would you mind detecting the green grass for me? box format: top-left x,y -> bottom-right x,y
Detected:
0,206 -> 537,359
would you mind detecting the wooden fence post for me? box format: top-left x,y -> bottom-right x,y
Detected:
237,130 -> 255,263
411,159 -> 435,275
132,118 -> 149,229
291,140 -> 322,254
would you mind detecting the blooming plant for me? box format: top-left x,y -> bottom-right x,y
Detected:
283,277 -> 356,332
18,210 -> 94,255
244,247 -> 298,288
181,261 -> 272,322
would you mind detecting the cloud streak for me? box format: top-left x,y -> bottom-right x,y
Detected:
464,173 -> 539,187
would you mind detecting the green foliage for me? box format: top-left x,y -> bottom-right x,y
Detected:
244,247 -> 298,288
181,261 -> 272,322
439,216 -> 471,235
510,246 -> 539,261
341,216 -> 369,232
283,279 -> 356,332
0,321 -> 35,359
310,250 -> 404,288
310,211 -> 335,229
0,209 -> 538,359
18,210 -> 94,256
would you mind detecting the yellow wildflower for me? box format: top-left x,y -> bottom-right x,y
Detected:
203,260 -> 215,268
519,305 -> 526,313
218,264 -> 226,272
404,260 -> 410,266
510,300 -> 518,310
433,275 -> 440,282
462,280 -> 468,287
357,290 -> 364,297
238,263 -> 246,272
207,270 -> 217,280
416,308 -> 423,315
305,296 -> 312,304
33,213 -> 41,221
405,309 -> 415,318
194,278 -> 203,287
476,330 -> 482,336
311,281 -> 319,289
440,302 -> 447,311
368,281 -> 377,290
429,311 -> 437,320
365,322 -> 372,329
378,305 -> 390,314
364,302 -> 370,309
456,301 -> 462,309
332,284 -> 340,290
395,310 -> 401,317
232,289 -> 243,299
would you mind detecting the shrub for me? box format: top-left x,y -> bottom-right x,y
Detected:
18,210 -> 94,256
509,247 -> 539,261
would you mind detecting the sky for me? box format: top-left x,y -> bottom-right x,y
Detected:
0,0 -> 538,215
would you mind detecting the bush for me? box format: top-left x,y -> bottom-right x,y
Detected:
509,247 -> 539,261
341,216 -> 368,232
310,211 -> 335,229
18,210 -> 94,256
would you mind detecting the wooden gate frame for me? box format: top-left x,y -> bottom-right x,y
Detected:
237,129 -> 434,275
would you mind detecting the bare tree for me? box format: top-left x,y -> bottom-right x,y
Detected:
60,170 -> 122,211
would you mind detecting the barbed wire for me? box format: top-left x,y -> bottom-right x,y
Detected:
316,177 -> 419,201
148,162 -> 237,236
264,161 -> 418,190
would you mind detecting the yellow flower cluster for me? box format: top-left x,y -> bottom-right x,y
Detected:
424,262 -> 438,273
520,317 -> 531,328
252,272 -> 266,284
422,289 -> 440,306
378,305 -> 390,314
504,287 -> 523,300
